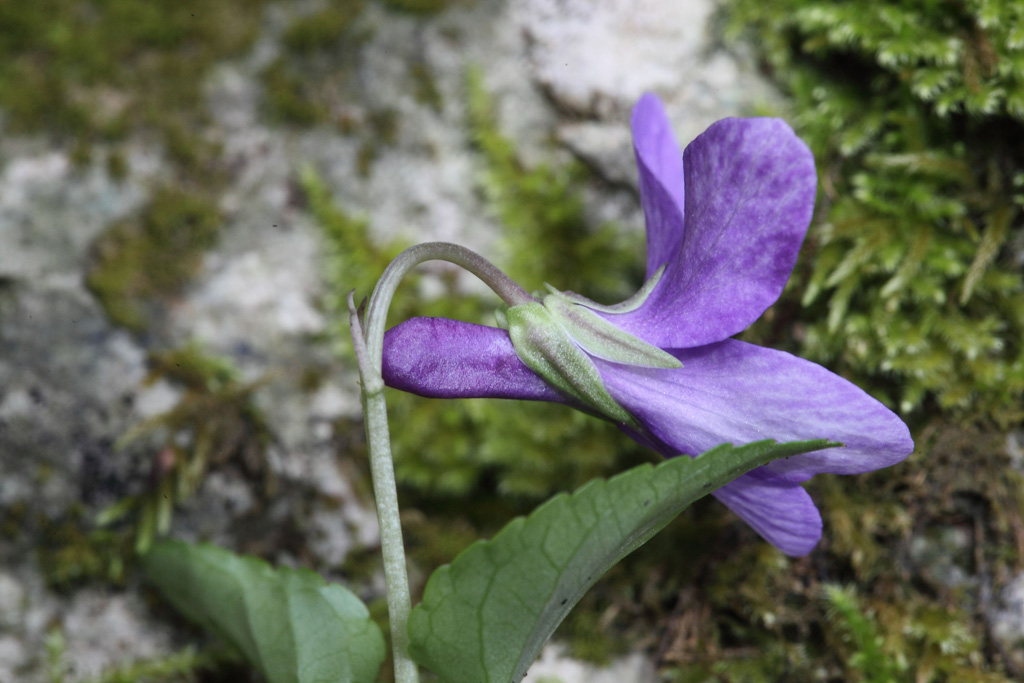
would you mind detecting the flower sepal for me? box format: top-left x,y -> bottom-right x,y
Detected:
545,263 -> 667,315
541,289 -> 681,369
504,301 -> 636,425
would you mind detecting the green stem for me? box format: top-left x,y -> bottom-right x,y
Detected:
363,242 -> 533,364
348,242 -> 531,683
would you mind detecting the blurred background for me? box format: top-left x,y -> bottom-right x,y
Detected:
0,0 -> 1022,681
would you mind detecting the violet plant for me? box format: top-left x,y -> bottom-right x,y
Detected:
143,94 -> 912,683
383,94 -> 913,556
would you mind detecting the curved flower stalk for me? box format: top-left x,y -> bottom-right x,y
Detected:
383,94 -> 913,556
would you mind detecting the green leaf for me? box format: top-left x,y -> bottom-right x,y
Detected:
408,439 -> 837,683
141,540 -> 385,683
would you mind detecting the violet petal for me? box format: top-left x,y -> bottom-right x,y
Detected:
607,116 -> 817,349
631,93 -> 686,279
596,339 -> 913,483
712,475 -> 823,556
382,317 -> 563,401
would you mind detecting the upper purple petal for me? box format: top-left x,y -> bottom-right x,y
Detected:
382,317 -> 563,401
712,476 -> 822,556
631,93 -> 686,278
607,115 -> 817,349
595,339 -> 914,483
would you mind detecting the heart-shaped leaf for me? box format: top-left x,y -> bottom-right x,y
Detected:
141,540 -> 385,683
408,439 -> 836,683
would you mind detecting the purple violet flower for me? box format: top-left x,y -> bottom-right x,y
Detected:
382,93 -> 913,556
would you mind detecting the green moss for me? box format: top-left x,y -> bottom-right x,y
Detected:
106,150 -> 128,181
69,139 -> 93,169
148,341 -> 243,392
402,510 -> 481,575
86,187 -> 221,331
355,143 -> 377,177
353,109 -> 401,176
410,62 -> 444,112
160,119 -> 226,183
654,419 -> 1023,679
824,584 -> 905,681
261,57 -> 330,127
87,647 -> 233,683
705,4 -> 1024,670
367,107 -> 400,144
45,626 -> 68,683
259,0 -> 371,130
821,585 -> 1015,683
37,507 -> 132,591
727,0 -> 1024,425
388,392 -> 647,499
45,627 -> 233,683
0,501 -> 27,540
377,0 -> 452,15
282,2 -> 366,54
98,341 -> 273,553
559,606 -> 623,665
303,165 -> 408,351
0,0 -> 266,146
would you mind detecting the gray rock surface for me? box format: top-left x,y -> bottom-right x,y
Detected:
524,643 -> 656,683
993,571 -> 1024,674
518,0 -> 779,186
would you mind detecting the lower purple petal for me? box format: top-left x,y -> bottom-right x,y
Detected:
596,339 -> 913,483
712,476 -> 822,556
382,317 -> 563,401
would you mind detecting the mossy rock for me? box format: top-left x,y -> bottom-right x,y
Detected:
86,188 -> 221,331
0,0 -> 267,139
282,1 -> 367,54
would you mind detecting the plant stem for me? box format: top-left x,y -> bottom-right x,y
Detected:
348,243 -> 531,683
363,242 -> 533,363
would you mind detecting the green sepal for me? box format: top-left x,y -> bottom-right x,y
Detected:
546,263 -> 666,314
505,268 -> 679,422
506,301 -> 635,425
542,292 -> 681,369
